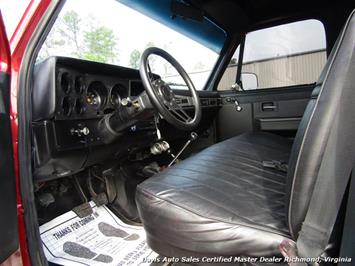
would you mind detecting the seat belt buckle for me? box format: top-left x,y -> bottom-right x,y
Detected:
262,160 -> 288,173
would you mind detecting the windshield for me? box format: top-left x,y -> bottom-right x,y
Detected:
38,0 -> 225,90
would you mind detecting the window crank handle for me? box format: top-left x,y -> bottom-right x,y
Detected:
234,99 -> 243,112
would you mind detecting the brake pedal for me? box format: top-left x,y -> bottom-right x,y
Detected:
92,192 -> 108,207
73,202 -> 93,218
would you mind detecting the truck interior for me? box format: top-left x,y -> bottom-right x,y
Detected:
13,0 -> 355,265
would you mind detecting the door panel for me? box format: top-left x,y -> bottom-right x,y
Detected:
217,84 -> 314,141
0,12 -> 19,264
218,103 -> 253,140
253,98 -> 309,131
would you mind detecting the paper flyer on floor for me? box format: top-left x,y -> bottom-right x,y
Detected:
39,202 -> 157,266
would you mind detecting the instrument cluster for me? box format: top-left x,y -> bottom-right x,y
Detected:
57,70 -> 133,119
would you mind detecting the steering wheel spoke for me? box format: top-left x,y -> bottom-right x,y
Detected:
165,100 -> 192,123
147,61 -> 156,82
139,47 -> 201,130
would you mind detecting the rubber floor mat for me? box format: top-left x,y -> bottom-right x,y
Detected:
40,202 -> 157,266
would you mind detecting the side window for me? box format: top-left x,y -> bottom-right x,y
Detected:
218,19 -> 327,91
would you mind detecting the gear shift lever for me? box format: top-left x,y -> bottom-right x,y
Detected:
168,132 -> 198,167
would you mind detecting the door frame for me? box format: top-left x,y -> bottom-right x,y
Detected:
0,10 -> 19,265
6,1 -> 55,265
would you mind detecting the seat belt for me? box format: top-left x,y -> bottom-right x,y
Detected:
280,147 -> 355,265
296,165 -> 353,260
338,169 -> 355,264
288,11 -> 355,262
295,116 -> 355,261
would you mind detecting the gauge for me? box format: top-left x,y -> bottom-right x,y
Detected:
60,72 -> 72,94
86,81 -> 107,110
74,98 -> 85,114
61,96 -> 73,116
110,90 -> 121,108
86,89 -> 102,109
110,84 -> 127,108
74,76 -> 85,94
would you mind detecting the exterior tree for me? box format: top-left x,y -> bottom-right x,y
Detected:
129,49 -> 141,69
82,26 -> 118,63
144,42 -> 157,71
38,10 -> 119,64
37,30 -> 65,61
37,10 -> 81,60
58,10 -> 82,56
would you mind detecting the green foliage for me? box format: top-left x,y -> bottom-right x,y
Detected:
59,10 -> 81,54
82,26 -> 118,63
144,42 -> 157,72
39,10 -> 118,64
129,49 -> 141,69
37,30 -> 65,60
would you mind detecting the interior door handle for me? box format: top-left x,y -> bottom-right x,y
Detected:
262,102 -> 277,111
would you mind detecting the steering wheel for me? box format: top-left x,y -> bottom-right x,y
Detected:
139,47 -> 202,131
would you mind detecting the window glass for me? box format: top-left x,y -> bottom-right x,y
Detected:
37,0 -> 223,90
218,19 -> 327,91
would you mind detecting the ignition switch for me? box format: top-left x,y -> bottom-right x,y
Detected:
70,126 -> 90,137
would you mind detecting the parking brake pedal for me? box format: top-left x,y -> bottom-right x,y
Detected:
168,132 -> 198,167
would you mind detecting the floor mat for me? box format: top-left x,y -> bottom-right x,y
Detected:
40,202 -> 158,266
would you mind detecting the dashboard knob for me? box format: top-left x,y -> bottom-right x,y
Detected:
70,126 -> 90,137
121,97 -> 132,107
80,127 -> 90,136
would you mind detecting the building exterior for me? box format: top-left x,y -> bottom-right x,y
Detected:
163,49 -> 327,91
218,49 -> 327,90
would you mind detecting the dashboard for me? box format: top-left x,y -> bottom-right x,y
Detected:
32,57 -> 221,181
33,57 -> 147,121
